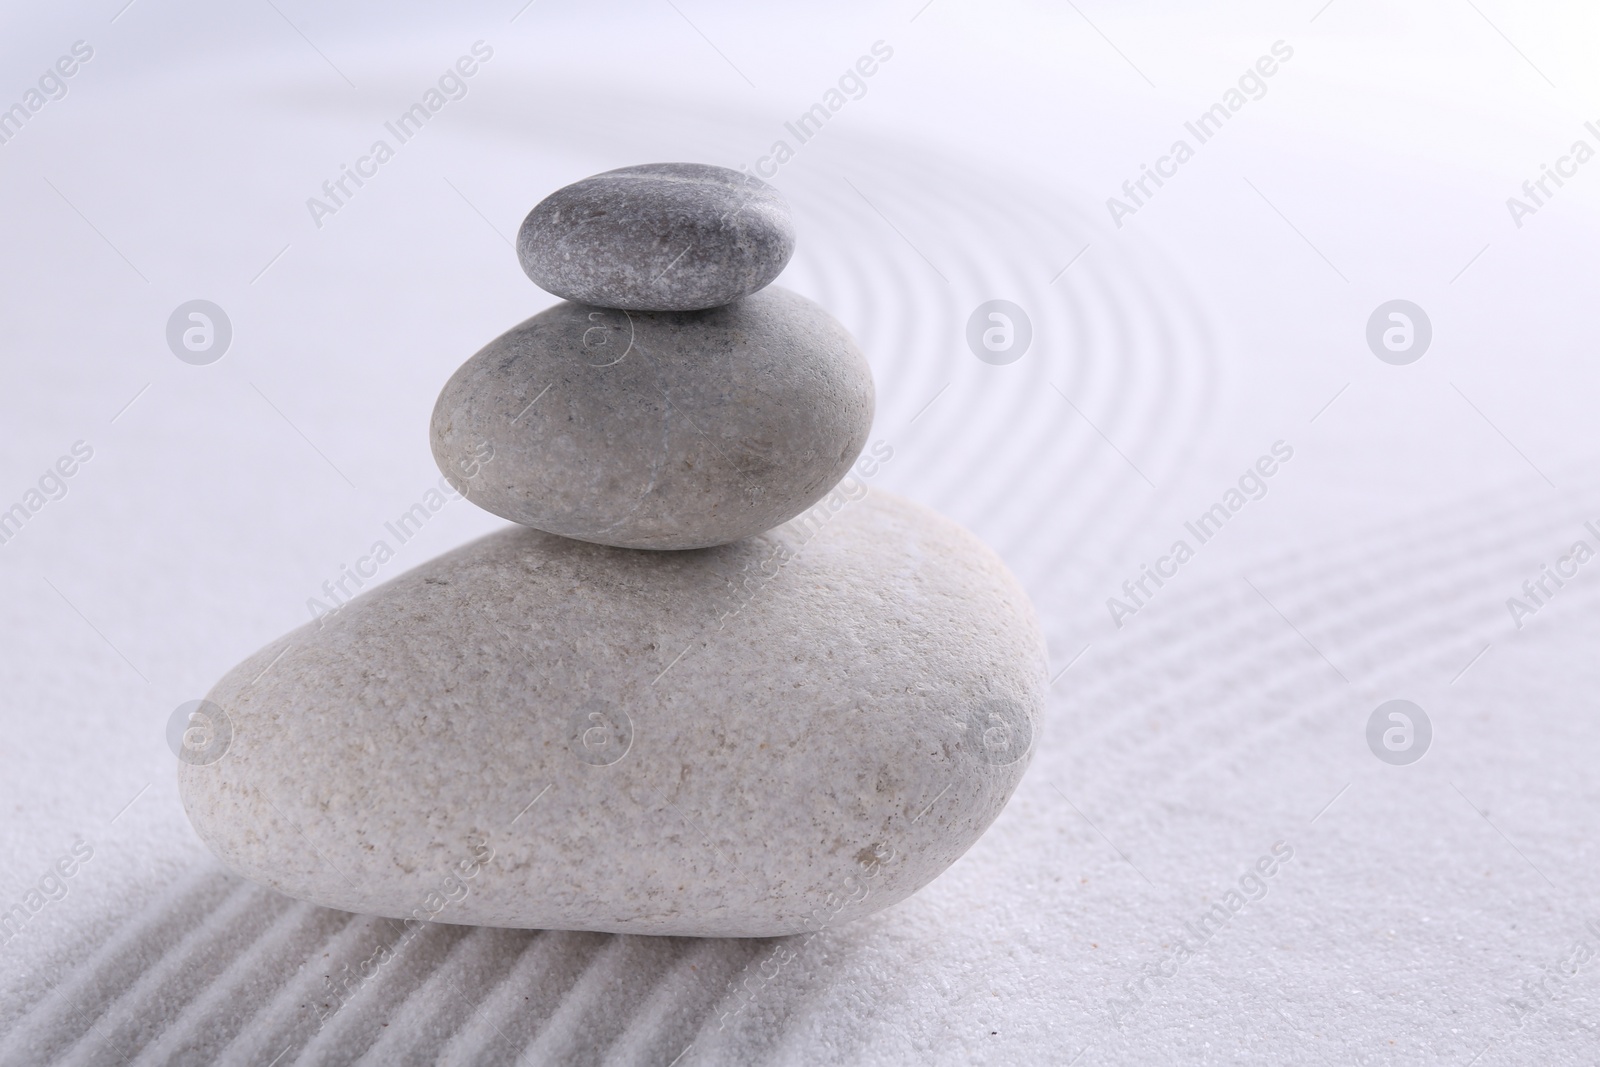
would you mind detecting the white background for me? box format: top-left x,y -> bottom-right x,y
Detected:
1,1 -> 1599,1063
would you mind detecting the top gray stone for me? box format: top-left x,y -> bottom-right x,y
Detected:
517,163 -> 796,311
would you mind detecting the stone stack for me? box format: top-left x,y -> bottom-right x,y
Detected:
433,163 -> 873,550
179,163 -> 1049,938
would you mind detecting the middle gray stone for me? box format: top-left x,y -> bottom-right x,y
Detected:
431,286 -> 875,550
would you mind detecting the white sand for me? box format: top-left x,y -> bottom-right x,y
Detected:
1,4 -> 1596,1063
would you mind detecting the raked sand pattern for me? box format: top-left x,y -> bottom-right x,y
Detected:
5,47 -> 1597,1067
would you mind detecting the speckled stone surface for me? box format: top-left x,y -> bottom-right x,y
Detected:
177,490 -> 1048,938
517,162 -> 795,311
430,286 -> 875,550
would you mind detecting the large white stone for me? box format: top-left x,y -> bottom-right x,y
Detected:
178,490 -> 1047,938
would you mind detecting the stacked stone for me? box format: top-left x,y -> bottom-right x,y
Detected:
431,162 -> 874,550
179,163 -> 1050,938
